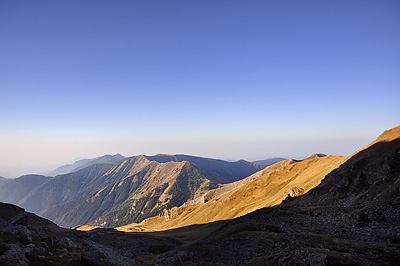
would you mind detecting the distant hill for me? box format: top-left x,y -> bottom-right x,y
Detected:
252,157 -> 286,166
46,154 -> 126,176
0,176 -> 10,190
0,176 -> 9,183
0,175 -> 51,205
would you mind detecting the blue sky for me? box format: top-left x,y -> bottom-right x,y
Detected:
1,0 -> 399,177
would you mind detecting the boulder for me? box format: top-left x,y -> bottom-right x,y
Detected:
21,243 -> 35,257
81,240 -> 137,266
0,244 -> 29,266
9,213 -> 28,226
36,246 -> 46,256
16,225 -> 32,244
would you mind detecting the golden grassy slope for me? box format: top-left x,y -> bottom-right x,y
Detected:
71,224 -> 101,231
118,154 -> 346,232
371,124 -> 400,144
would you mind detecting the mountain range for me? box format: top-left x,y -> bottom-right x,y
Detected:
0,154 -> 276,228
0,125 -> 399,265
119,153 -> 346,231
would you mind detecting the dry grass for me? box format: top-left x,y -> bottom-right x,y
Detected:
71,225 -> 102,231
118,154 -> 346,232
116,125 -> 400,233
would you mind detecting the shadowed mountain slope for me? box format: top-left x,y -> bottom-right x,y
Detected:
4,156 -> 221,228
289,126 -> 400,209
0,176 -> 10,186
0,175 -> 51,207
178,125 -> 400,265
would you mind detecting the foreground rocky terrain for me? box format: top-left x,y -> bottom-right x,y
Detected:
1,126 -> 399,265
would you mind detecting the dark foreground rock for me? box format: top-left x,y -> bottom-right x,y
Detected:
81,240 -> 137,266
0,202 -> 179,265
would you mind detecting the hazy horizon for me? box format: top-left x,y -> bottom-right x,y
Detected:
0,137 -> 377,178
1,1 -> 399,178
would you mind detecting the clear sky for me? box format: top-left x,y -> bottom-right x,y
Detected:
1,0 -> 399,177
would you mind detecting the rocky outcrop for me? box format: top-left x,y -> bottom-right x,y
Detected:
81,240 -> 137,266
0,203 -> 81,265
0,202 -> 179,265
286,186 -> 305,197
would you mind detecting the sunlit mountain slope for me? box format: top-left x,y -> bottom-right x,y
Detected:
0,154 -> 265,228
118,154 -> 346,231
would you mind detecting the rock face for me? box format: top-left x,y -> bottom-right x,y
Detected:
286,186 -> 305,197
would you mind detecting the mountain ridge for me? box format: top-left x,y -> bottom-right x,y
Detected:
141,154 -> 266,183
0,154 -> 267,228
118,153 -> 345,232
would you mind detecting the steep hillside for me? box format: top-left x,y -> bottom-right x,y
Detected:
19,164 -> 114,215
174,125 -> 400,265
48,158 -> 216,228
118,154 -> 345,231
7,156 -> 217,228
290,125 -> 400,208
46,154 -> 125,176
0,175 -> 51,207
144,154 -> 264,183
0,176 -> 10,187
